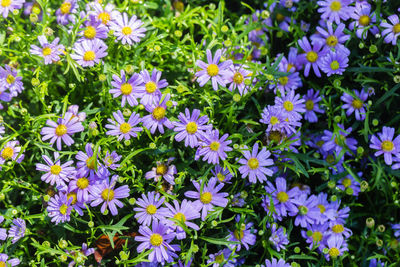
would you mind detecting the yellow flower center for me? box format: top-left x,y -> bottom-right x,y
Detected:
206,64 -> 219,77
77,177 -> 89,189
312,231 -> 323,242
59,204 -> 68,215
119,122 -> 131,134
330,60 -> 340,70
98,12 -> 111,25
352,99 -> 363,109
42,47 -> 52,56
6,74 -> 15,84
101,188 -> 115,201
152,106 -> 166,120
268,130 -> 283,143
329,247 -> 340,258
381,140 -> 394,152
186,122 -> 198,134
156,164 -> 168,175
299,205 -> 308,215
60,2 -> 71,14
145,81 -> 157,93
318,204 -> 326,213
276,191 -> 289,203
0,261 -> 6,267
283,100 -> 294,112
146,204 -> 157,215
326,35 -> 338,47
279,76 -> 289,86
305,100 -> 314,110
306,51 -> 318,63
217,173 -> 225,182
200,192 -> 212,204
209,141 -> 220,151
32,3 -> 41,14
247,157 -> 259,170
83,51 -> 95,61
317,140 -> 324,147
84,26 -> 97,39
215,254 -> 224,264
334,135 -> 346,145
276,13 -> 285,22
234,229 -> 244,240
326,154 -> 335,164
393,24 -> 400,34
270,116 -> 280,125
150,233 -> 163,246
120,83 -> 133,95
86,157 -> 96,170
330,1 -> 341,12
55,124 -> 67,137
1,147 -> 14,160
50,165 -> 62,175
287,63 -> 295,72
67,192 -> 77,205
341,178 -> 352,188
332,224 -> 344,233
174,212 -> 186,222
122,26 -> 132,35
233,72 -> 244,84
359,15 -> 371,26
1,0 -> 12,7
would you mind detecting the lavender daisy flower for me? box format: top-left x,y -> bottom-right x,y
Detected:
228,219 -> 257,251
350,5 -> 378,39
135,220 -> 180,264
47,192 -> 73,225
67,105 -> 86,122
301,224 -> 329,250
0,216 -> 6,241
0,254 -> 20,266
341,89 -> 368,121
227,65 -> 252,95
269,223 -> 289,252
79,14 -> 109,42
36,152 -> 75,187
0,141 -> 24,165
263,258 -> 290,267
88,3 -> 120,26
317,0 -> 354,24
8,218 -> 25,244
260,106 -> 294,134
370,127 -> 400,165
207,248 -> 237,267
65,189 -> 86,216
76,143 -> 103,179
145,159 -> 177,185
103,151 -> 121,170
381,15 -> 400,45
195,129 -> 232,165
136,69 -> 167,106
328,222 -> 352,239
327,201 -> 350,225
184,177 -> 229,220
324,235 -> 348,261
238,143 -> 273,184
304,89 -> 324,123
30,35 -> 65,65
0,65 -> 24,96
164,199 -> 200,240
110,70 -> 143,107
392,223 -> 400,238
338,173 -> 361,196
195,49 -> 233,91
293,194 -> 320,228
56,0 -> 77,25
211,165 -> 233,184
0,0 -> 24,18
68,174 -> 93,203
311,23 -> 350,54
105,110 -> 142,141
71,39 -> 108,67
110,12 -> 146,45
298,37 -> 326,77
41,112 -> 84,150
322,124 -> 358,155
271,70 -> 302,95
320,51 -> 349,76
275,90 -> 305,122
173,108 -> 212,148
134,191 -> 168,226
265,177 -> 300,220
0,87 -> 11,107
142,94 -> 174,134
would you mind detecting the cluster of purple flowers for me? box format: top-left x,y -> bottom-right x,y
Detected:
0,65 -> 25,110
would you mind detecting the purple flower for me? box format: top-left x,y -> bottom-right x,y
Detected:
263,258 -> 290,267
195,49 -> 233,91
173,108 -> 212,148
184,177 -> 229,220
328,222 -> 352,239
41,112 -> 84,150
265,177 -> 300,220
47,192 -> 73,224
227,65 -> 252,95
238,143 -> 273,184
142,94 -> 174,134
135,220 -> 180,264
8,218 -> 25,244
322,124 -> 358,155
36,152 -> 75,187
0,65 -> 24,97
298,37 -> 326,77
0,0 -> 24,18
195,129 -> 232,165
88,3 -> 120,26
0,254 -> 20,266
105,110 -> 142,141
392,223 -> 400,238
103,151 -> 121,170
134,191 -> 168,226
0,216 -> 6,241
211,165 -> 233,184
67,105 -> 86,122
301,224 -> 329,250
381,15 -> 400,45
145,158 -> 177,185
341,89 -> 368,121
260,105 -> 294,135
67,243 -> 95,266
311,23 -> 350,53
207,248 -> 237,267
293,194 -> 320,228
79,15 -> 109,42
303,89 -> 324,123
110,70 -> 143,107
30,35 -> 65,65
0,141 -> 24,165
71,39 -> 108,67
317,0 -> 354,24
68,174 -> 93,203
269,223 -> 289,252
275,90 -> 305,122
109,12 -> 146,45
370,127 -> 400,165
56,0 -> 77,25
136,69 -> 167,106
75,143 -> 103,179
324,235 -> 348,261
270,70 -> 302,95
164,199 -> 200,240
227,218 -> 257,251
320,51 -> 348,76
350,5 -> 379,39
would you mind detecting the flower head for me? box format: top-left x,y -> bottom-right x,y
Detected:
110,70 -> 143,107
136,69 -> 167,106
30,35 -> 65,65
238,143 -> 273,184
142,94 -> 174,134
134,191 -> 168,226
71,39 -> 108,67
317,0 -> 354,24
36,152 -> 75,187
110,12 -> 146,45
105,110 -> 142,141
195,129 -> 232,165
341,89 -> 368,121
381,15 -> 400,45
8,218 -> 26,244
